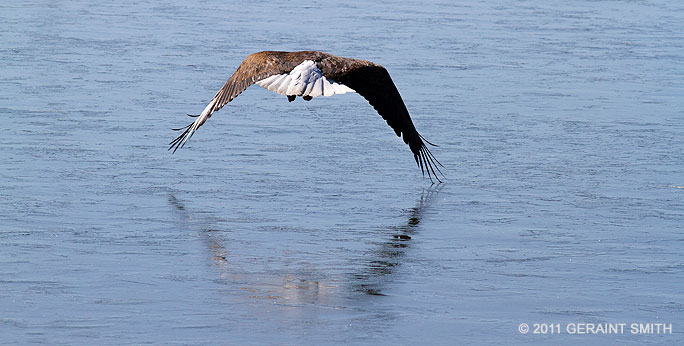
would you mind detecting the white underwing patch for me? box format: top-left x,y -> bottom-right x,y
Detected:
255,60 -> 355,98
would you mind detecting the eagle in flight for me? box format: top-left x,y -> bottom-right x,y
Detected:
170,51 -> 443,182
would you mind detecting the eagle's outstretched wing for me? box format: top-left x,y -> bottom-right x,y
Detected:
326,61 -> 444,181
169,51 -> 302,152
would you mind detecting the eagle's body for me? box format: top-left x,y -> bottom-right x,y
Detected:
171,51 -> 443,182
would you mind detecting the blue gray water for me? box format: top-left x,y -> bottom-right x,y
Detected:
2,0 -> 683,345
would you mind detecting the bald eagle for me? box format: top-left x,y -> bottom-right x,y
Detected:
171,51 -> 443,182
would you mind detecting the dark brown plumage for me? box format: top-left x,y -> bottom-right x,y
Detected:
170,50 -> 443,182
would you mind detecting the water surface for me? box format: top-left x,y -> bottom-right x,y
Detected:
1,0 -> 683,345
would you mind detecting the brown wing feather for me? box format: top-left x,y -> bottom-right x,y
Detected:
328,62 -> 444,182
170,51 -> 309,152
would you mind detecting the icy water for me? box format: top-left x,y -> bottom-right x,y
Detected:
2,0 -> 684,345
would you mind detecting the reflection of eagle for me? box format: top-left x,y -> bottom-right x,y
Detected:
355,185 -> 444,296
170,51 -> 443,182
168,184 -> 443,301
